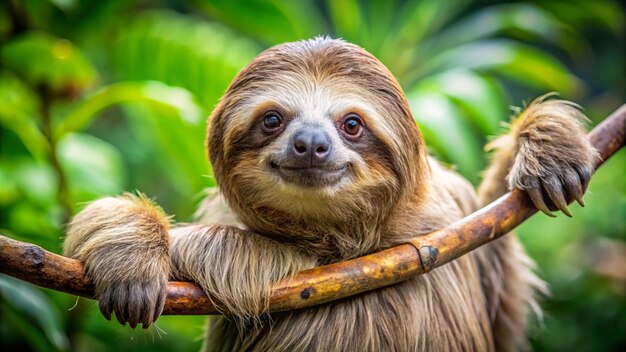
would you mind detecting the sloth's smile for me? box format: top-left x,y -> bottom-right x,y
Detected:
269,161 -> 349,187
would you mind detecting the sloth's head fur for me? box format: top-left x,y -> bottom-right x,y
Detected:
208,37 -> 429,259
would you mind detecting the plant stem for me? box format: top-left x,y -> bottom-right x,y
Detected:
38,84 -> 86,348
39,85 -> 73,221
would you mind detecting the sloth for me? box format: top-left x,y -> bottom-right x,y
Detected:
63,37 -> 596,351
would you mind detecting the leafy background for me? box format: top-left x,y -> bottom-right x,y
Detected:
0,0 -> 624,351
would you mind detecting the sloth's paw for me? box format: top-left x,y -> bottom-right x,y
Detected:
96,276 -> 167,329
507,97 -> 597,217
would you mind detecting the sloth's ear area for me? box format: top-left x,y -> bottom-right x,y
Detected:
207,101 -> 226,161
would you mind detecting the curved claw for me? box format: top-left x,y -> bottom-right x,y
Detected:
99,290 -> 113,321
576,197 -> 585,207
115,311 -> 127,326
150,286 -> 166,329
562,169 -> 585,207
526,184 -> 556,217
96,280 -> 165,329
578,166 -> 592,194
543,176 -> 573,217
132,285 -> 149,329
113,285 -> 131,326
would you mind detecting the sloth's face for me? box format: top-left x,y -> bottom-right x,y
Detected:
246,82 -> 385,190
208,38 -> 425,218
264,106 -> 358,189
220,79 -> 396,214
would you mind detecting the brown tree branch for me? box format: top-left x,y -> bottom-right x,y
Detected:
1,104 -> 625,315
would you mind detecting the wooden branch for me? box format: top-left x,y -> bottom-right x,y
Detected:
1,105 -> 625,315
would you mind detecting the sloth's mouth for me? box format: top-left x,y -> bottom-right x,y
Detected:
269,161 -> 349,187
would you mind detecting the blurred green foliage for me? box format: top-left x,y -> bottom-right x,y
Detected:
0,0 -> 624,351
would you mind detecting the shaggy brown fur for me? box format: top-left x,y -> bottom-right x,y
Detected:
64,194 -> 170,328
63,38 -> 596,351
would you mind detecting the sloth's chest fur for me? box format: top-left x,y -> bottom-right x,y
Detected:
205,251 -> 498,352
202,171 -> 538,351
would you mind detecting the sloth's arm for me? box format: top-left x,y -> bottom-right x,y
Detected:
63,194 -> 170,329
478,97 -> 596,213
63,194 -> 315,327
168,224 -> 316,318
474,97 -> 596,350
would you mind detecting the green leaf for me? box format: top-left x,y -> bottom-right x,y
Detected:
57,133 -> 126,203
407,91 -> 484,183
361,0 -> 395,51
189,0 -> 324,44
0,32 -> 96,94
427,4 -> 585,58
0,5 -> 11,40
539,0 -> 625,35
0,275 -> 70,351
113,10 -> 259,108
54,81 -> 203,138
4,160 -> 63,243
378,0 -> 471,75
0,302 -> 52,352
410,40 -> 584,97
0,70 -> 49,160
13,160 -> 58,206
327,0 -> 364,42
414,70 -> 508,136
7,202 -> 63,242
48,0 -> 77,12
122,104 -> 210,196
0,163 -> 19,205
395,0 -> 472,46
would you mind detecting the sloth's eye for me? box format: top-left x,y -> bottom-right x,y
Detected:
262,112 -> 283,132
342,115 -> 363,138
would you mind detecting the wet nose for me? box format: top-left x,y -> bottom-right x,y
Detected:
291,126 -> 331,165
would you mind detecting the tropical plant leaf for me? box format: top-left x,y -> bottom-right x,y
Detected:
427,3 -> 585,58
53,81 -> 203,138
392,0 -> 471,49
11,160 -> 58,207
0,275 -> 70,351
0,5 -> 11,40
539,0 -> 625,35
360,0 -> 395,52
0,32 -> 96,94
0,163 -> 19,205
409,40 -> 584,97
112,10 -> 260,109
188,0 -> 325,44
121,104 -> 210,197
57,133 -> 126,205
407,91 -> 484,183
0,70 -> 49,161
326,0 -> 364,43
377,0 -> 471,76
413,70 -> 508,136
0,302 -> 52,352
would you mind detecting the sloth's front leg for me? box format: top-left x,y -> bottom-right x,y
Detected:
169,224 -> 315,318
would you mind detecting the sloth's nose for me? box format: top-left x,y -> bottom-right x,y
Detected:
291,127 -> 331,165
